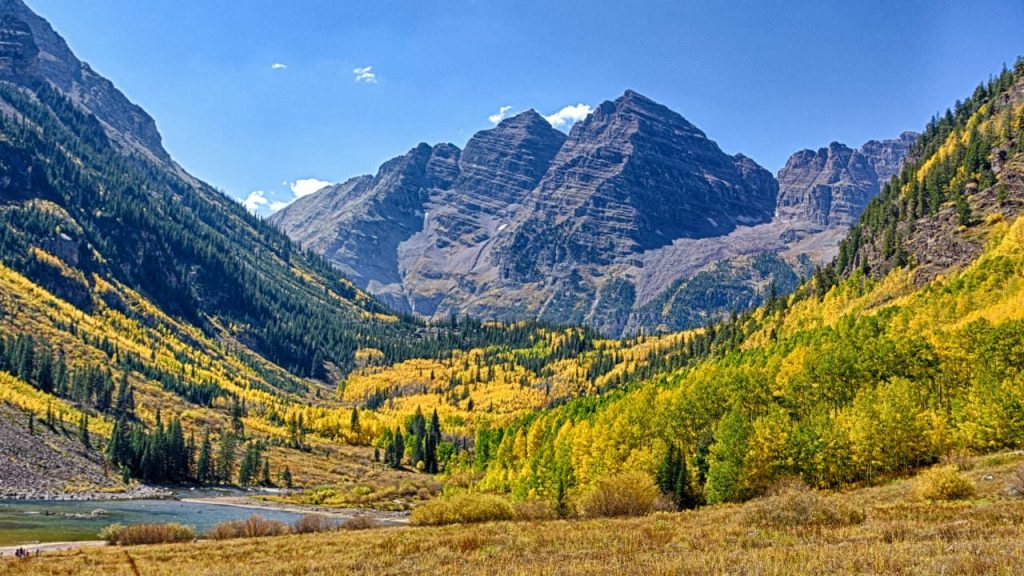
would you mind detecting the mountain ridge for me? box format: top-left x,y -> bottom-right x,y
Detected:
272,91 -> 915,336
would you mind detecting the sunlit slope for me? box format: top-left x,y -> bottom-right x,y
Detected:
474,62 -> 1024,505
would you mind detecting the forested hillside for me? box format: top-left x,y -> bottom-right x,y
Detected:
469,61 -> 1024,509
0,1 -> 719,496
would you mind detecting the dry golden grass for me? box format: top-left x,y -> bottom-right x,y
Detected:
98,523 -> 196,546
206,515 -> 290,540
6,454 -> 1024,575
409,493 -> 514,526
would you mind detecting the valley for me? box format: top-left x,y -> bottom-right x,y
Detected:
0,0 -> 1021,574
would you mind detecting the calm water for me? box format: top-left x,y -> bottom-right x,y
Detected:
0,495 -> 315,546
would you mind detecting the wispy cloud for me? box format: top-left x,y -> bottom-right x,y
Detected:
544,103 -> 593,129
488,105 -> 513,125
353,66 -> 377,83
242,190 -> 271,214
243,178 -> 333,216
271,63 -> 287,70
290,178 -> 333,198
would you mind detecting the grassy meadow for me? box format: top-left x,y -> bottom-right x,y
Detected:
3,452 -> 1024,575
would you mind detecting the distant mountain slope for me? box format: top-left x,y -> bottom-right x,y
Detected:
0,0 -> 720,493
475,62 -> 1024,506
272,93 -> 913,336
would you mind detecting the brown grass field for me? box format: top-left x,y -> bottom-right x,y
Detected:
3,453 -> 1024,576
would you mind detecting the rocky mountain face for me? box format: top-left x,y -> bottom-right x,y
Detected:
0,0 -> 168,163
499,91 -> 777,274
776,133 -> 917,231
272,92 -> 915,336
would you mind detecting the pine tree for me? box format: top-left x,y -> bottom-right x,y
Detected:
231,398 -> 246,437
426,409 -> 442,473
386,428 -> 405,469
196,431 -> 213,484
281,466 -> 293,489
956,192 -> 972,226
238,442 -> 258,486
216,432 -> 237,484
350,406 -> 360,434
261,460 -> 272,487
656,444 -> 681,495
113,375 -> 135,419
78,412 -> 90,449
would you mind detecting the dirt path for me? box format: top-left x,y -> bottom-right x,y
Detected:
0,540 -> 105,559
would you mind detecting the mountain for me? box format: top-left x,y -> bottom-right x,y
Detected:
272,93 -> 914,336
0,0 -> 670,494
476,62 -> 1024,506
0,0 -> 168,163
776,134 -> 917,231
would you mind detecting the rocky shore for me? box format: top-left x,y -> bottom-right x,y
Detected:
0,484 -> 174,501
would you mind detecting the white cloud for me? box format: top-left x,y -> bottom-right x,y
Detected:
242,190 -> 271,214
544,103 -> 593,129
353,66 -> 377,83
290,178 -> 333,198
243,179 -> 333,216
488,105 -> 513,125
271,63 -> 287,70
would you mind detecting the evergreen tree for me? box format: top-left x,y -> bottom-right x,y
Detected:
261,459 -> 272,487
216,432 -> 237,484
196,431 -> 213,484
78,412 -> 90,448
385,428 -> 405,469
955,192 -> 972,226
426,409 -> 442,473
238,442 -> 259,486
113,375 -> 135,419
350,406 -> 361,434
107,416 -> 131,469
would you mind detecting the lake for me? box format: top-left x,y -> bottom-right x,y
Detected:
0,495 -> 330,546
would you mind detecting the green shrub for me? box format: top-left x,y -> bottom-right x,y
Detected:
410,493 -> 514,526
915,465 -> 976,501
744,482 -> 866,528
579,472 -> 658,518
99,522 -> 196,545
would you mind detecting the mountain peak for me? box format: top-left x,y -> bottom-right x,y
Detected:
585,89 -> 707,142
491,109 -> 558,134
617,88 -> 654,104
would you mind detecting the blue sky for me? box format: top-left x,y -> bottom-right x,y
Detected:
27,0 -> 1024,215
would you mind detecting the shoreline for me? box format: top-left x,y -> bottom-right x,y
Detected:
0,494 -> 409,552
0,485 -> 174,502
178,496 -> 410,524
0,540 -> 106,558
